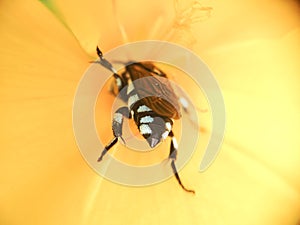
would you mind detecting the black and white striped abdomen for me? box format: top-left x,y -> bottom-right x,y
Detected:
121,76 -> 173,148
133,104 -> 173,144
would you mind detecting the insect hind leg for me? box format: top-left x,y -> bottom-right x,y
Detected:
168,131 -> 195,194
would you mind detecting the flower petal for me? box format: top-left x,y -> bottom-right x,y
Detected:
40,0 -> 176,55
202,19 -> 300,192
0,1 -> 94,224
1,1 -> 300,225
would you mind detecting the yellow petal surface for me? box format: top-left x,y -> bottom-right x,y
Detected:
0,1 -> 93,224
1,1 -> 300,225
42,0 -> 176,55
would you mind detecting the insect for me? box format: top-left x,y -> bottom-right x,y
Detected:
95,46 -> 195,194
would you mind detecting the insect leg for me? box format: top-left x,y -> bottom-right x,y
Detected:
178,95 -> 205,133
169,131 -> 195,194
96,46 -> 118,74
94,46 -> 128,100
95,46 -> 126,90
178,96 -> 190,114
97,137 -> 118,162
97,107 -> 130,162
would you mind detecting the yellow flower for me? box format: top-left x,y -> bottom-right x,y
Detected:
1,0 -> 300,225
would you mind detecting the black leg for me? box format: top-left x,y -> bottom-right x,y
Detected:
97,107 -> 130,162
169,131 -> 195,194
97,137 -> 118,162
94,46 -> 127,96
96,46 -> 117,74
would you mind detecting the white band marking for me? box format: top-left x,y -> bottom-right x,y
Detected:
128,94 -> 139,107
113,113 -> 123,124
172,137 -> 178,149
140,116 -> 154,124
139,124 -> 152,134
137,105 -> 152,113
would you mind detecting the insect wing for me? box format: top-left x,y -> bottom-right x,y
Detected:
127,63 -> 181,119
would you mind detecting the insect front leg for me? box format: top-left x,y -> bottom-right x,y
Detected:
95,46 -> 128,99
168,131 -> 195,194
178,96 -> 190,114
97,107 -> 130,162
178,95 -> 204,133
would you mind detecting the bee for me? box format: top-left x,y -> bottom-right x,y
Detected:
95,47 -> 195,194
